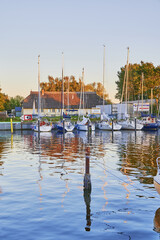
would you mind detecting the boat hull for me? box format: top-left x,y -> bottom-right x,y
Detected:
142,123 -> 158,131
77,124 -> 95,131
96,121 -> 121,131
57,121 -> 75,132
33,125 -> 52,132
119,120 -> 143,130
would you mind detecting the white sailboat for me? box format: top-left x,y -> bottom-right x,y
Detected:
96,45 -> 121,131
33,55 -> 52,132
118,48 -> 143,131
57,53 -> 75,133
76,68 -> 95,131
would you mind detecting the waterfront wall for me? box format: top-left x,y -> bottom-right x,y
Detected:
0,122 -> 33,131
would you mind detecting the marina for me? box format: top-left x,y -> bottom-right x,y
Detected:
1,1 -> 160,239
0,130 -> 160,239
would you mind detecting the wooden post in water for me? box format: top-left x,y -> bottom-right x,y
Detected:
135,117 -> 137,131
84,146 -> 91,190
21,121 -> 22,132
83,145 -> 91,231
87,120 -> 89,134
63,119 -> 65,135
111,118 -> 114,142
38,119 -> 40,139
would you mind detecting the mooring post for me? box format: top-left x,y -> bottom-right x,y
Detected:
135,117 -> 137,131
21,120 -> 22,133
10,118 -> 13,134
38,118 -> 40,139
112,118 -> 113,132
63,119 -> 65,135
83,145 -> 91,231
87,120 -> 89,134
84,146 -> 91,190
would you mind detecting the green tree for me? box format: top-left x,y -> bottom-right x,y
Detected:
4,95 -> 24,110
115,61 -> 160,101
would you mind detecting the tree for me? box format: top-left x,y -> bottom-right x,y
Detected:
0,89 -> 8,111
4,95 -> 24,110
115,62 -> 160,101
40,75 -> 111,103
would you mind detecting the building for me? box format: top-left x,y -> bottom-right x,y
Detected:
22,91 -> 106,116
96,99 -> 151,119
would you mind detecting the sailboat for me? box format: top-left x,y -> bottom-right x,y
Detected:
33,56 -> 52,132
76,68 -> 95,131
118,48 -> 143,130
96,45 -> 121,131
57,53 -> 75,133
141,83 -> 158,130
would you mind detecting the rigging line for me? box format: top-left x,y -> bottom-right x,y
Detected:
93,160 -> 160,200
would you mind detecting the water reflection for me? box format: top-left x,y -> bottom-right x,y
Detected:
1,130 -> 160,239
118,131 -> 159,184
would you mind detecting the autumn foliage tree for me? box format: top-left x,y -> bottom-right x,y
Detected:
115,61 -> 160,101
40,75 -> 111,103
0,89 -> 9,111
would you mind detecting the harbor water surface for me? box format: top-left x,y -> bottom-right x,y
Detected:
0,130 -> 160,239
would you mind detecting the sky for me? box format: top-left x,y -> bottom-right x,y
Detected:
0,0 -> 160,103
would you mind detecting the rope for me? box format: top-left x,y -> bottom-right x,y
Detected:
92,157 -> 160,200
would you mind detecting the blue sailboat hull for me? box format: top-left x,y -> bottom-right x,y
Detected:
142,123 -> 158,131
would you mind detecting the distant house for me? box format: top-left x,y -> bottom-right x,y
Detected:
22,91 -> 106,116
15,107 -> 22,117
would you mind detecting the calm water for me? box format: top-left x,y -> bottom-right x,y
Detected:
0,130 -> 160,239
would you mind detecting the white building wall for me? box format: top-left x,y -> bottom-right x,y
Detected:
96,105 -> 112,115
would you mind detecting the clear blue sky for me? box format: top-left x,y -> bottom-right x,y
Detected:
0,0 -> 160,102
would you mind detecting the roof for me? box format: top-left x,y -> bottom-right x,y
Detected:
22,91 -> 106,109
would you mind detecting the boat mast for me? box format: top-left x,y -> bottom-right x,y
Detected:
142,72 -> 144,113
38,55 -> 41,119
61,52 -> 64,119
68,77 -> 70,114
82,68 -> 84,116
78,73 -> 83,120
125,47 -> 129,116
103,45 -> 105,114
151,88 -> 153,115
